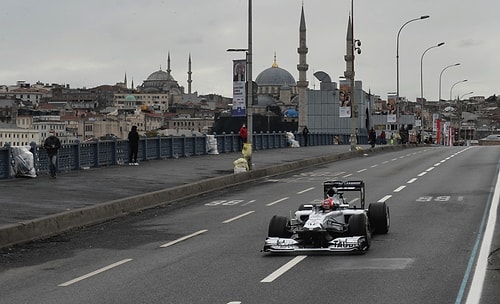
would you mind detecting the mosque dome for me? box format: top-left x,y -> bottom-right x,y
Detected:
255,60 -> 296,87
146,69 -> 174,81
140,66 -> 180,93
124,95 -> 136,102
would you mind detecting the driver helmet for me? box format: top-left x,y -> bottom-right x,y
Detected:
322,197 -> 335,210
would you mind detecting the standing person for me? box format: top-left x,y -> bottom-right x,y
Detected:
43,129 -> 61,178
302,126 -> 310,146
128,125 -> 140,165
369,127 -> 376,148
380,130 -> 386,145
239,123 -> 248,147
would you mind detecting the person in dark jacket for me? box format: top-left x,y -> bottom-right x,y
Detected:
43,129 -> 61,178
302,126 -> 310,146
369,127 -> 376,148
128,126 -> 140,165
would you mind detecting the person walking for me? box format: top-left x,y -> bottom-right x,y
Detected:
43,129 -> 61,178
302,126 -> 310,146
128,125 -> 140,165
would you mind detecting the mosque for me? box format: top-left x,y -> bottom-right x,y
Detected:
133,5 -> 390,139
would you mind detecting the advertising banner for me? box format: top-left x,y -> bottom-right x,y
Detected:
339,83 -> 351,118
232,59 -> 246,117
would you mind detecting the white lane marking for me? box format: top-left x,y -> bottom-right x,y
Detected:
434,163 -> 441,166
261,255 -> 307,283
58,259 -> 133,287
160,229 -> 208,248
297,187 -> 314,194
394,186 -> 406,192
391,158 -> 398,161
266,197 -> 289,206
371,164 -> 379,168
426,167 -> 435,172
465,167 -> 500,304
342,173 -> 353,178
418,172 -> 427,177
457,196 -> 464,202
222,211 -> 255,223
382,161 -> 389,164
378,195 -> 392,203
227,302 -> 241,304
241,200 -> 256,206
407,178 -> 418,184
357,168 -> 367,173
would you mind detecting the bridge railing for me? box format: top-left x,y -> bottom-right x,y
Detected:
0,131 -> 356,180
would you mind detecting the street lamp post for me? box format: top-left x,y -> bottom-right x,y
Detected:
460,91 -> 474,100
439,63 -> 460,112
226,0 -> 253,169
450,79 -> 468,101
396,15 -> 429,124
420,42 -> 444,131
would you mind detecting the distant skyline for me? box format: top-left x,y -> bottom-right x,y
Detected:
0,0 -> 498,101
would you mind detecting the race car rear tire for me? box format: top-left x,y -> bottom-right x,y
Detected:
268,215 -> 292,238
348,214 -> 371,249
368,202 -> 390,234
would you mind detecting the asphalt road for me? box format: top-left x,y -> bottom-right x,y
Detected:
0,146 -> 499,304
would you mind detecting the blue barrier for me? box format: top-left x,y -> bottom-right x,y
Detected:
0,131 -> 359,179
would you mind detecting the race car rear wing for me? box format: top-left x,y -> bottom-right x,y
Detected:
323,180 -> 365,208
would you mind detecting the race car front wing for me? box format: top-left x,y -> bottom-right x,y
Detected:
262,236 -> 368,253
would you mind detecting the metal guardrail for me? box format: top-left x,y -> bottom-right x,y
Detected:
1,131 -> 360,180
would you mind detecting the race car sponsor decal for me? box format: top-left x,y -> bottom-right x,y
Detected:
330,237 -> 362,248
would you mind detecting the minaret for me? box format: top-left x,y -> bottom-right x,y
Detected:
344,11 -> 357,150
297,4 -> 309,131
167,52 -> 172,78
187,53 -> 192,94
124,73 -> 127,88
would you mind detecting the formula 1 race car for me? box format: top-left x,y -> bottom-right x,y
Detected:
262,180 -> 390,253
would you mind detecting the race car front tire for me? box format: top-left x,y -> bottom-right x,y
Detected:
268,215 -> 292,238
348,213 -> 371,249
368,202 -> 390,234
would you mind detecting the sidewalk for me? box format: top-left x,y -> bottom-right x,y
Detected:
0,144 -> 401,249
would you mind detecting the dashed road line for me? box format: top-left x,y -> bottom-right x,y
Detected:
222,211 -> 255,223
378,195 -> 392,203
160,229 -> 208,248
297,187 -> 314,194
394,186 -> 406,192
58,259 -> 133,287
266,197 -> 289,206
261,255 -> 307,283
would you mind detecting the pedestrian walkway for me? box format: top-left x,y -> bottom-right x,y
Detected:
0,144 -> 402,249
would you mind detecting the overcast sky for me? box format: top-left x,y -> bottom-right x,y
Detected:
0,0 -> 498,101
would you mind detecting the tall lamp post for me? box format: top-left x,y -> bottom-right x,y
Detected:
420,42 -> 444,131
450,79 -> 467,101
460,91 -> 474,100
439,63 -> 460,112
458,91 -> 473,144
396,15 -> 429,124
226,0 -> 253,169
